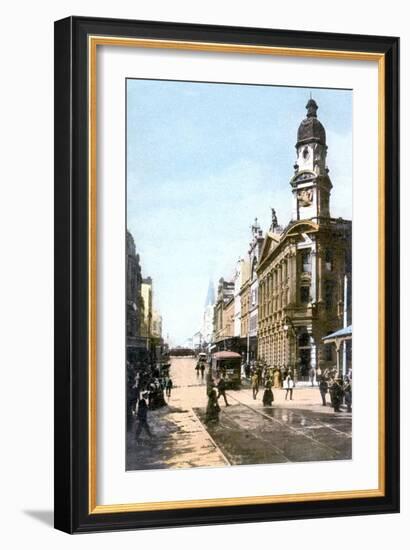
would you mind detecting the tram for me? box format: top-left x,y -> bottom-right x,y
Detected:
211,351 -> 242,389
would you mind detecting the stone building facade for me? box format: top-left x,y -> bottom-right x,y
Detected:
236,222 -> 263,361
213,278 -> 235,349
141,276 -> 153,345
257,99 -> 352,381
152,309 -> 162,339
202,280 -> 215,346
126,230 -> 144,345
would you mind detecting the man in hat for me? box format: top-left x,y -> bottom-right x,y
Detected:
343,376 -> 352,413
135,393 -> 153,440
217,374 -> 229,406
251,372 -> 259,400
318,375 -> 329,406
329,378 -> 344,412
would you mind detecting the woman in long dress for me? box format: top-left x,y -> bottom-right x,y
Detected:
262,377 -> 274,406
273,367 -> 281,389
205,388 -> 221,424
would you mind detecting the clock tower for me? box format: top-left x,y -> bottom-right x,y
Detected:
290,98 -> 332,222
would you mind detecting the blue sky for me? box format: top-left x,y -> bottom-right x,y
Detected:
127,80 -> 352,345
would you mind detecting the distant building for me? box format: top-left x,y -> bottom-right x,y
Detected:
249,219 -> 265,339
141,277 -> 153,347
233,259 -> 246,338
257,99 -> 352,381
152,309 -> 162,339
237,221 -> 264,362
126,230 -> 146,361
202,280 -> 215,346
213,277 -> 235,350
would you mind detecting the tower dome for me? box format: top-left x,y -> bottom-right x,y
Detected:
296,98 -> 326,147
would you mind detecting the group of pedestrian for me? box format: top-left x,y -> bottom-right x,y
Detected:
129,367 -> 174,442
318,371 -> 352,413
195,361 -> 206,378
251,366 -> 295,404
133,374 -> 174,442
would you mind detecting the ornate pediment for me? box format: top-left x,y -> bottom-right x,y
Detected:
282,220 -> 319,240
290,170 -> 316,186
257,231 -> 281,269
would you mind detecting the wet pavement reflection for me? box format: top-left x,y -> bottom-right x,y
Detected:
127,356 -> 352,470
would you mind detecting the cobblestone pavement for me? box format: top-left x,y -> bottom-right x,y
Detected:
126,356 -> 352,470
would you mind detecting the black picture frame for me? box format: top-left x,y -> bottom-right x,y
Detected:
54,16 -> 400,534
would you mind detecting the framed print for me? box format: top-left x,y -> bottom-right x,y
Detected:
54,16 -> 400,533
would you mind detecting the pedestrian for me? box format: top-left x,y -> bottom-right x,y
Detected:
309,366 -> 316,386
251,372 -> 259,400
200,362 -> 205,379
273,367 -> 281,389
130,373 -> 141,412
205,387 -> 221,424
135,394 -> 153,441
284,373 -> 294,400
343,376 -> 352,412
280,366 -> 287,387
217,375 -> 229,406
329,377 -> 343,412
318,375 -> 328,406
245,362 -> 251,379
262,378 -> 274,406
257,365 -> 263,386
165,376 -> 173,398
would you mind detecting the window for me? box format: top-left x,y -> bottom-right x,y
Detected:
324,281 -> 334,311
325,344 -> 333,361
325,249 -> 333,271
345,248 -> 352,274
300,286 -> 310,304
301,250 -> 311,272
298,330 -> 310,347
324,332 -> 333,361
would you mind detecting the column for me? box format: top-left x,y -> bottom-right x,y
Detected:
289,248 -> 297,304
311,242 -> 317,303
317,245 -> 323,303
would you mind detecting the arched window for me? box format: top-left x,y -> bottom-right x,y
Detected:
298,330 -> 310,348
301,249 -> 312,272
325,249 -> 333,271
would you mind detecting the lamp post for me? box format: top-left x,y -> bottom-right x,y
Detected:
284,317 -> 298,383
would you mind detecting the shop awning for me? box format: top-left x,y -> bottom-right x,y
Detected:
322,325 -> 352,344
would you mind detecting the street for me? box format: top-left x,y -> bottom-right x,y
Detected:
126,356 -> 351,471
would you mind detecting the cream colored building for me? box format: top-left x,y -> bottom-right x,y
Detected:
257,99 -> 352,381
152,309 -> 162,339
140,277 -> 153,344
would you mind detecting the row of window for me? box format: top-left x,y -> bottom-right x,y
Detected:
301,248 -> 335,272
259,279 -> 335,312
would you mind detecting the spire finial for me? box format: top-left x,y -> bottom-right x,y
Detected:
306,97 -> 318,118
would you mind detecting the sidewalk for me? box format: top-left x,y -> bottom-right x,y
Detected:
228,383 -> 352,416
126,380 -> 227,471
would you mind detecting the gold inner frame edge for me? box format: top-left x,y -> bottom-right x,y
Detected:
88,35 -> 386,514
